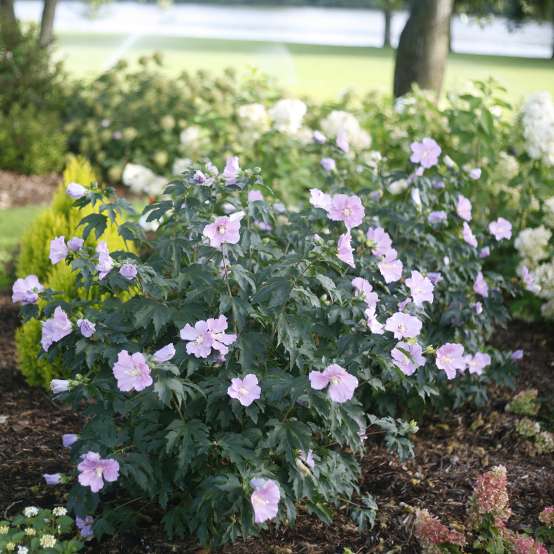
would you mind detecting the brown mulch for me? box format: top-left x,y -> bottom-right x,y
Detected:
0,298 -> 552,553
0,171 -> 60,209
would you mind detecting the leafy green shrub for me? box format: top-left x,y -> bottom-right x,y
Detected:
0,505 -> 84,553
19,143 -> 518,546
0,103 -> 66,174
15,157 -> 131,388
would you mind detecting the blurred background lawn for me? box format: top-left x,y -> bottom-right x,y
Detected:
58,34 -> 554,102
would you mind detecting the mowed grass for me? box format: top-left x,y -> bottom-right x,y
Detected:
56,33 -> 554,102
0,205 -> 45,290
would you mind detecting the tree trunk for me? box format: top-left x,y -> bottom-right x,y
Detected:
39,0 -> 58,47
393,0 -> 454,98
383,8 -> 392,48
0,0 -> 21,49
448,12 -> 454,53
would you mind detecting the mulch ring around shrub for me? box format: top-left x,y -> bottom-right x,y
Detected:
0,171 -> 60,209
0,297 -> 552,554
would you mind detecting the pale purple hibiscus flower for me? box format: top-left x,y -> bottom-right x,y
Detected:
96,241 -> 114,279
50,379 -> 70,394
62,434 -> 79,448
480,246 -> 490,258
364,306 -> 384,334
67,237 -> 84,252
77,318 -> 96,338
435,343 -> 466,379
328,194 -> 365,229
180,320 -> 213,358
119,263 -> 137,280
223,156 -> 240,184
488,217 -> 512,241
41,306 -> 72,352
428,211 -> 447,224
66,182 -> 88,199
405,270 -> 434,306
309,188 -> 332,211
77,452 -> 119,493
203,213 -> 243,248
12,275 -> 43,304
473,271 -> 489,298
227,374 -> 261,407
456,194 -> 472,221
465,352 -> 491,375
336,131 -> 349,153
410,138 -> 441,169
378,257 -> 403,283
384,312 -> 422,340
313,130 -> 326,144
76,516 -> 94,539
299,449 -> 315,469
43,473 -> 61,485
153,343 -> 175,363
366,227 -> 392,257
391,342 -> 425,376
428,272 -> 443,285
468,168 -> 482,180
511,349 -> 524,361
250,478 -> 280,524
462,222 -> 478,248
337,232 -> 355,267
207,315 -> 237,356
352,277 -> 378,307
309,364 -> 358,403
112,350 -> 153,392
320,157 -> 336,172
49,236 -> 68,265
520,266 -> 540,293
248,190 -> 264,203
473,301 -> 483,314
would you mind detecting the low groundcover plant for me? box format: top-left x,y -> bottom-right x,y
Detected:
13,141 -> 519,546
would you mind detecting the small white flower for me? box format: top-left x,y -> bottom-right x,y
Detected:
17,546 -> 29,554
53,506 -> 67,517
39,534 -> 57,548
23,506 -> 39,518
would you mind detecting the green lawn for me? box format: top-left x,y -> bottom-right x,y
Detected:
56,33 -> 554,102
0,205 -> 45,290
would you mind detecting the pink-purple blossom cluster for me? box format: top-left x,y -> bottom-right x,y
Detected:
180,315 -> 237,358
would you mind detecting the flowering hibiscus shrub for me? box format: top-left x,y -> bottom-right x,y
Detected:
414,466 -> 552,553
15,139 -> 518,545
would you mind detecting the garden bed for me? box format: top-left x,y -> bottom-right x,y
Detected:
0,171 -> 60,209
1,295 -> 552,553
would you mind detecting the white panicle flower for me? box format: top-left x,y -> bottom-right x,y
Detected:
17,546 -> 29,554
514,226 -> 552,265
534,261 -> 554,299
521,92 -> 554,166
495,152 -> 519,181
122,163 -> 167,196
543,197 -> 554,228
23,506 -> 39,518
39,535 -> 56,549
53,507 -> 67,517
238,103 -> 270,133
179,126 -> 202,148
172,158 -> 192,175
269,99 -> 307,135
320,110 -> 371,151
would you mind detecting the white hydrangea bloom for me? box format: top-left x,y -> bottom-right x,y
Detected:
122,163 -> 167,196
540,298 -> 554,318
521,92 -> 554,166
495,152 -> 519,181
388,178 -> 408,195
180,126 -> 203,148
172,158 -> 192,175
238,103 -> 270,133
23,507 -> 39,518
542,197 -> 554,228
320,110 -> 371,151
514,226 -> 552,265
534,261 -> 554,299
268,99 -> 307,135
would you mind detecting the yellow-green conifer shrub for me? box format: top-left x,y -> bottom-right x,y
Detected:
15,156 -> 131,388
